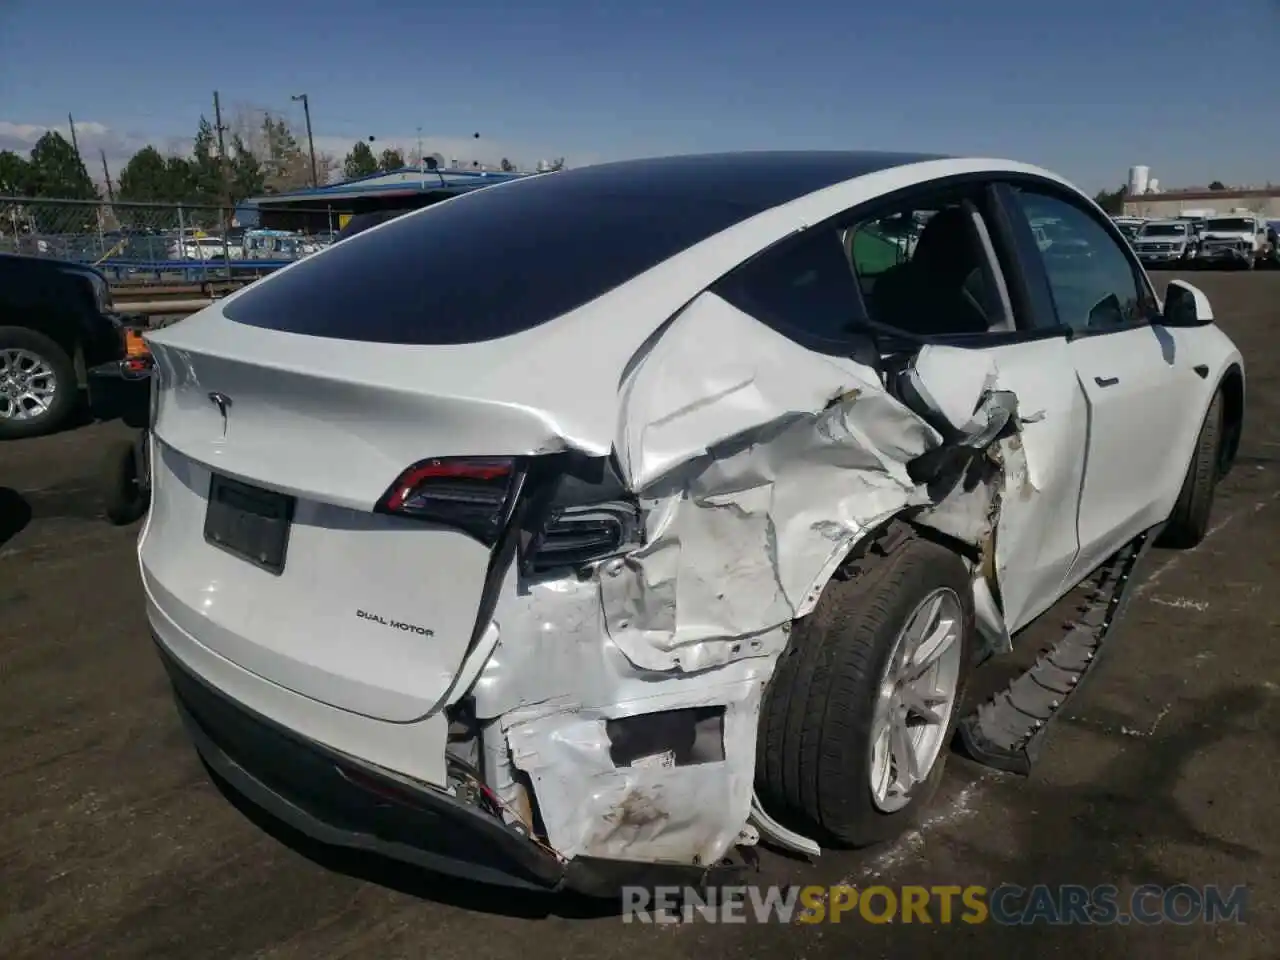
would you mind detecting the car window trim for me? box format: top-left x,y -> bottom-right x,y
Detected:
710,171 -> 1105,354
827,175 -> 1035,346
981,182 -> 1055,334
990,174 -> 1161,338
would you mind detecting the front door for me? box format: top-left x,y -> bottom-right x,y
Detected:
1000,184 -> 1199,593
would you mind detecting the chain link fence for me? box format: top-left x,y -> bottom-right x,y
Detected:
0,196 -> 342,284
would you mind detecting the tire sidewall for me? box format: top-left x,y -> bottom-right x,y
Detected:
1160,389 -> 1223,548
824,541 -> 976,845
0,326 -> 78,440
101,438 -> 148,524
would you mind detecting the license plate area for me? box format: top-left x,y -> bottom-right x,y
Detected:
204,474 -> 295,575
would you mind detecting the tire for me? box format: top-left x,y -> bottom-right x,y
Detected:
0,326 -> 78,440
100,437 -> 149,525
1159,391 -> 1223,549
756,522 -> 974,848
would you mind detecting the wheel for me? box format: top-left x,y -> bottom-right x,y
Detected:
756,523 -> 974,848
0,326 -> 78,440
1158,391 -> 1223,549
100,436 -> 149,525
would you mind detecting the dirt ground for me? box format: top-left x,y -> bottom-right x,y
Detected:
1,271 -> 1277,959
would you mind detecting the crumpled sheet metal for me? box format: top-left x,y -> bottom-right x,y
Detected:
504,675 -> 761,863
472,571 -> 773,863
473,291 -> 1029,865
603,292 -> 1007,674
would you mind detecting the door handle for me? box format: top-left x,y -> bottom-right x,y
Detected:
1094,376 -> 1120,388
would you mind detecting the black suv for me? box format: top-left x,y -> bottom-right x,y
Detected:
0,253 -> 127,439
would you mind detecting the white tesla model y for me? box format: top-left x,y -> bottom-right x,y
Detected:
140,152 -> 1244,894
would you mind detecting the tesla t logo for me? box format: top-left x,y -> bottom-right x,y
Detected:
208,392 -> 232,437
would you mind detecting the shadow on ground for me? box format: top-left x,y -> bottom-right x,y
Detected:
0,488 -> 32,546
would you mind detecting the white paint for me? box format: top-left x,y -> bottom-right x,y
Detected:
1150,596 -> 1210,612
1146,702 -> 1173,737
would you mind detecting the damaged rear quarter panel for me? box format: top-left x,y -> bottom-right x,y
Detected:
503,676 -> 763,864
604,291 -> 943,674
476,292 -> 1075,868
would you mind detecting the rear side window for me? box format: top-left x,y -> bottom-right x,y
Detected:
224,180 -> 774,345
714,228 -> 864,351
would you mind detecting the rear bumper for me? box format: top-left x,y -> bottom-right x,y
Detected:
156,640 -> 738,897
1137,252 -> 1188,266
1197,247 -> 1252,264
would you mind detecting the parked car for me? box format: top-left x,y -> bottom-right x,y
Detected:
1110,215 -> 1146,242
1133,218 -> 1198,266
1196,213 -> 1269,269
141,151 -> 1245,895
0,253 -> 128,439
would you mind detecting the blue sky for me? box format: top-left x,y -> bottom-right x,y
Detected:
1,0 -> 1277,191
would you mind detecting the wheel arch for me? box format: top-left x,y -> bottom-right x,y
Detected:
795,511 -> 980,622
0,307 -> 82,365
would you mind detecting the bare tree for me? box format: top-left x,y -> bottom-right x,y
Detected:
314,151 -> 339,185
228,105 -> 319,191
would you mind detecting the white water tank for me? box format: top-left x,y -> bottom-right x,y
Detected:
1148,177 -> 1159,194
1128,165 -> 1150,195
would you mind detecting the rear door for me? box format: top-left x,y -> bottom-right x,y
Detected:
999,183 -> 1203,590
841,183 -> 1090,635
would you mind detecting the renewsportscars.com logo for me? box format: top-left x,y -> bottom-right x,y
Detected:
622,883 -> 1250,925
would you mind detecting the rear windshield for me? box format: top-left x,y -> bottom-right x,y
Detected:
224,176 -> 775,344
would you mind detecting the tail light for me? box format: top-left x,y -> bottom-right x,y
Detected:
526,501 -> 642,574
377,454 -> 644,570
124,328 -> 150,358
375,457 -> 520,546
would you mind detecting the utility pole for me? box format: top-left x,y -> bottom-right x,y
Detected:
213,91 -> 231,228
67,113 -> 81,162
99,149 -> 115,203
292,94 -> 318,187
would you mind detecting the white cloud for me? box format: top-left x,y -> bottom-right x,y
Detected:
310,133 -> 588,174
0,119 -> 159,184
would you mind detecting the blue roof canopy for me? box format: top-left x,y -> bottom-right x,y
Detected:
249,167 -> 529,206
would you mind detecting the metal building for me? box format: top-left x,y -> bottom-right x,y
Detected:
246,167 -> 529,232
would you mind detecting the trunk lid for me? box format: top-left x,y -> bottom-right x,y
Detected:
140,310 -> 591,723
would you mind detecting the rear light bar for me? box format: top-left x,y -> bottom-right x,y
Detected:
377,454 -> 644,569
375,457 -> 520,546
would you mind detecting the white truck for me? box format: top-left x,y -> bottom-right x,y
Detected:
1196,211 -> 1269,269
1133,218 -> 1198,266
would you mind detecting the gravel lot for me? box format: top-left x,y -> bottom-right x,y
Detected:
2,270 -> 1277,959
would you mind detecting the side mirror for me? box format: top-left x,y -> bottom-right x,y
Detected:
1162,279 -> 1214,328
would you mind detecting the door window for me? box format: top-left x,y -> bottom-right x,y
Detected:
1008,189 -> 1156,333
845,199 -> 1007,337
